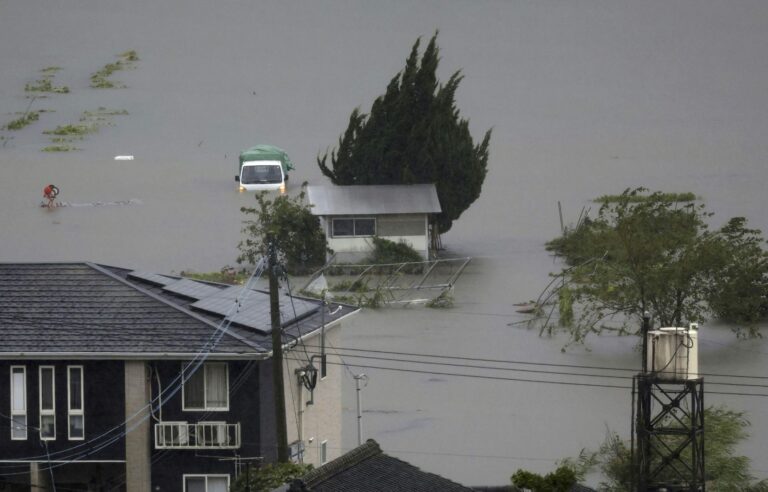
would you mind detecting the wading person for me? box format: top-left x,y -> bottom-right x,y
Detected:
43,184 -> 59,208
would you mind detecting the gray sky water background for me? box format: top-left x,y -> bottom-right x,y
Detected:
1,0 -> 767,486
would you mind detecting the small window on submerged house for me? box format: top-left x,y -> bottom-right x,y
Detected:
354,218 -> 375,236
332,218 -> 375,237
332,218 -> 354,237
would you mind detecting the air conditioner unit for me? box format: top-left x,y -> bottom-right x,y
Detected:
646,323 -> 699,380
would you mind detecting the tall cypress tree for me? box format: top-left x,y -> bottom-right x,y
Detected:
318,33 -> 491,239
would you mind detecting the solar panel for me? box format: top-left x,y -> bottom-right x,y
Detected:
162,279 -> 224,300
226,293 -> 318,332
128,271 -> 175,286
190,288 -> 319,333
191,296 -> 242,317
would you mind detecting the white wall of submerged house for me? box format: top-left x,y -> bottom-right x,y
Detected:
320,213 -> 431,262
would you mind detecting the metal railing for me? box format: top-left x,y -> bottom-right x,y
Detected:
154,421 -> 241,449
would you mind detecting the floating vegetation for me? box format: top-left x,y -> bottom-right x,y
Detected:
42,145 -> 78,152
41,107 -> 127,151
594,192 -> 696,203
44,123 -> 96,136
120,50 -> 139,62
25,67 -> 69,94
4,111 -> 40,131
90,51 -> 139,89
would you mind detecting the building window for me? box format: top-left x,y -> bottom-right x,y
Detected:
183,475 -> 229,492
39,366 -> 55,440
67,366 -> 84,440
10,366 -> 27,440
321,440 -> 328,464
331,218 -> 376,237
182,363 -> 229,411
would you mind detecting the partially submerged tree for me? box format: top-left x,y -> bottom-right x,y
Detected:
318,32 -> 491,247
557,406 -> 768,491
539,188 -> 767,345
237,188 -> 329,275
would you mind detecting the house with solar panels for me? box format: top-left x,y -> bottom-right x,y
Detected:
0,262 -> 358,491
306,184 -> 442,262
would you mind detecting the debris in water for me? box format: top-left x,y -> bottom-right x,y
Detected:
114,155 -> 134,160
40,199 -> 142,208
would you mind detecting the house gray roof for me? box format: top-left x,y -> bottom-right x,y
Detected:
288,439 -> 474,492
306,184 -> 441,216
0,262 -> 355,358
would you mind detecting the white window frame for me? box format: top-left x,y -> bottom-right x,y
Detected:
39,366 -> 56,441
67,365 -> 85,441
10,366 -> 27,440
181,362 -> 229,412
331,217 -> 376,238
182,474 -> 230,492
321,439 -> 328,464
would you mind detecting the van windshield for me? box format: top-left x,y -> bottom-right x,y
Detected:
241,164 -> 283,184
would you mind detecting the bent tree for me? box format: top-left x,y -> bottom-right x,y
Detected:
540,188 -> 768,345
317,32 -> 491,249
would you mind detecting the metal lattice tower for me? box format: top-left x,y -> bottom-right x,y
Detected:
633,376 -> 705,491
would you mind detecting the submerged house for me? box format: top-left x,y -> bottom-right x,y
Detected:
306,184 -> 442,263
0,262 -> 357,491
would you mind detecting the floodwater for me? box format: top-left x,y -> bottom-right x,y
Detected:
2,0 -> 767,486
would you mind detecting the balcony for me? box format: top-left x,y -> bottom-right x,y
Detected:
154,421 -> 241,450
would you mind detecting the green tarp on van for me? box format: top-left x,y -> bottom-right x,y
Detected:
238,144 -> 295,172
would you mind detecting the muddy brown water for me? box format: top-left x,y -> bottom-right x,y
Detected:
2,0 -> 767,485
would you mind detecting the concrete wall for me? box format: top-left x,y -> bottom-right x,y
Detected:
283,323 -> 344,467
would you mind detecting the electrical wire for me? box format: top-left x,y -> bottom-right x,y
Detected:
297,343 -> 768,381
282,354 -> 768,398
291,348 -> 768,390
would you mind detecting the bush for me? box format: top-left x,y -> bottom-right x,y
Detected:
367,237 -> 423,264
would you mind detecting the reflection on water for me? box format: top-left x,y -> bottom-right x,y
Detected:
2,0 -> 767,486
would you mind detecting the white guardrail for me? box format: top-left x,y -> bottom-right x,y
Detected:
154,421 -> 241,449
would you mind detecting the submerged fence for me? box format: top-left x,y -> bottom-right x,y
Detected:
299,257 -> 472,307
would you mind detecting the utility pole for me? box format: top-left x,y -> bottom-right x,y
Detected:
269,240 -> 289,463
354,373 -> 367,446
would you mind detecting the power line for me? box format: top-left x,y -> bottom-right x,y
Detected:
294,349 -> 768,389
284,355 -> 768,399
298,343 -> 768,381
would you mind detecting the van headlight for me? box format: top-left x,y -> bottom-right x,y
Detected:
280,183 -> 286,194
239,186 -> 246,193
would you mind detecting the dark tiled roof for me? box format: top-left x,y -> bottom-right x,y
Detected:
296,439 -> 474,492
0,262 -> 355,357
